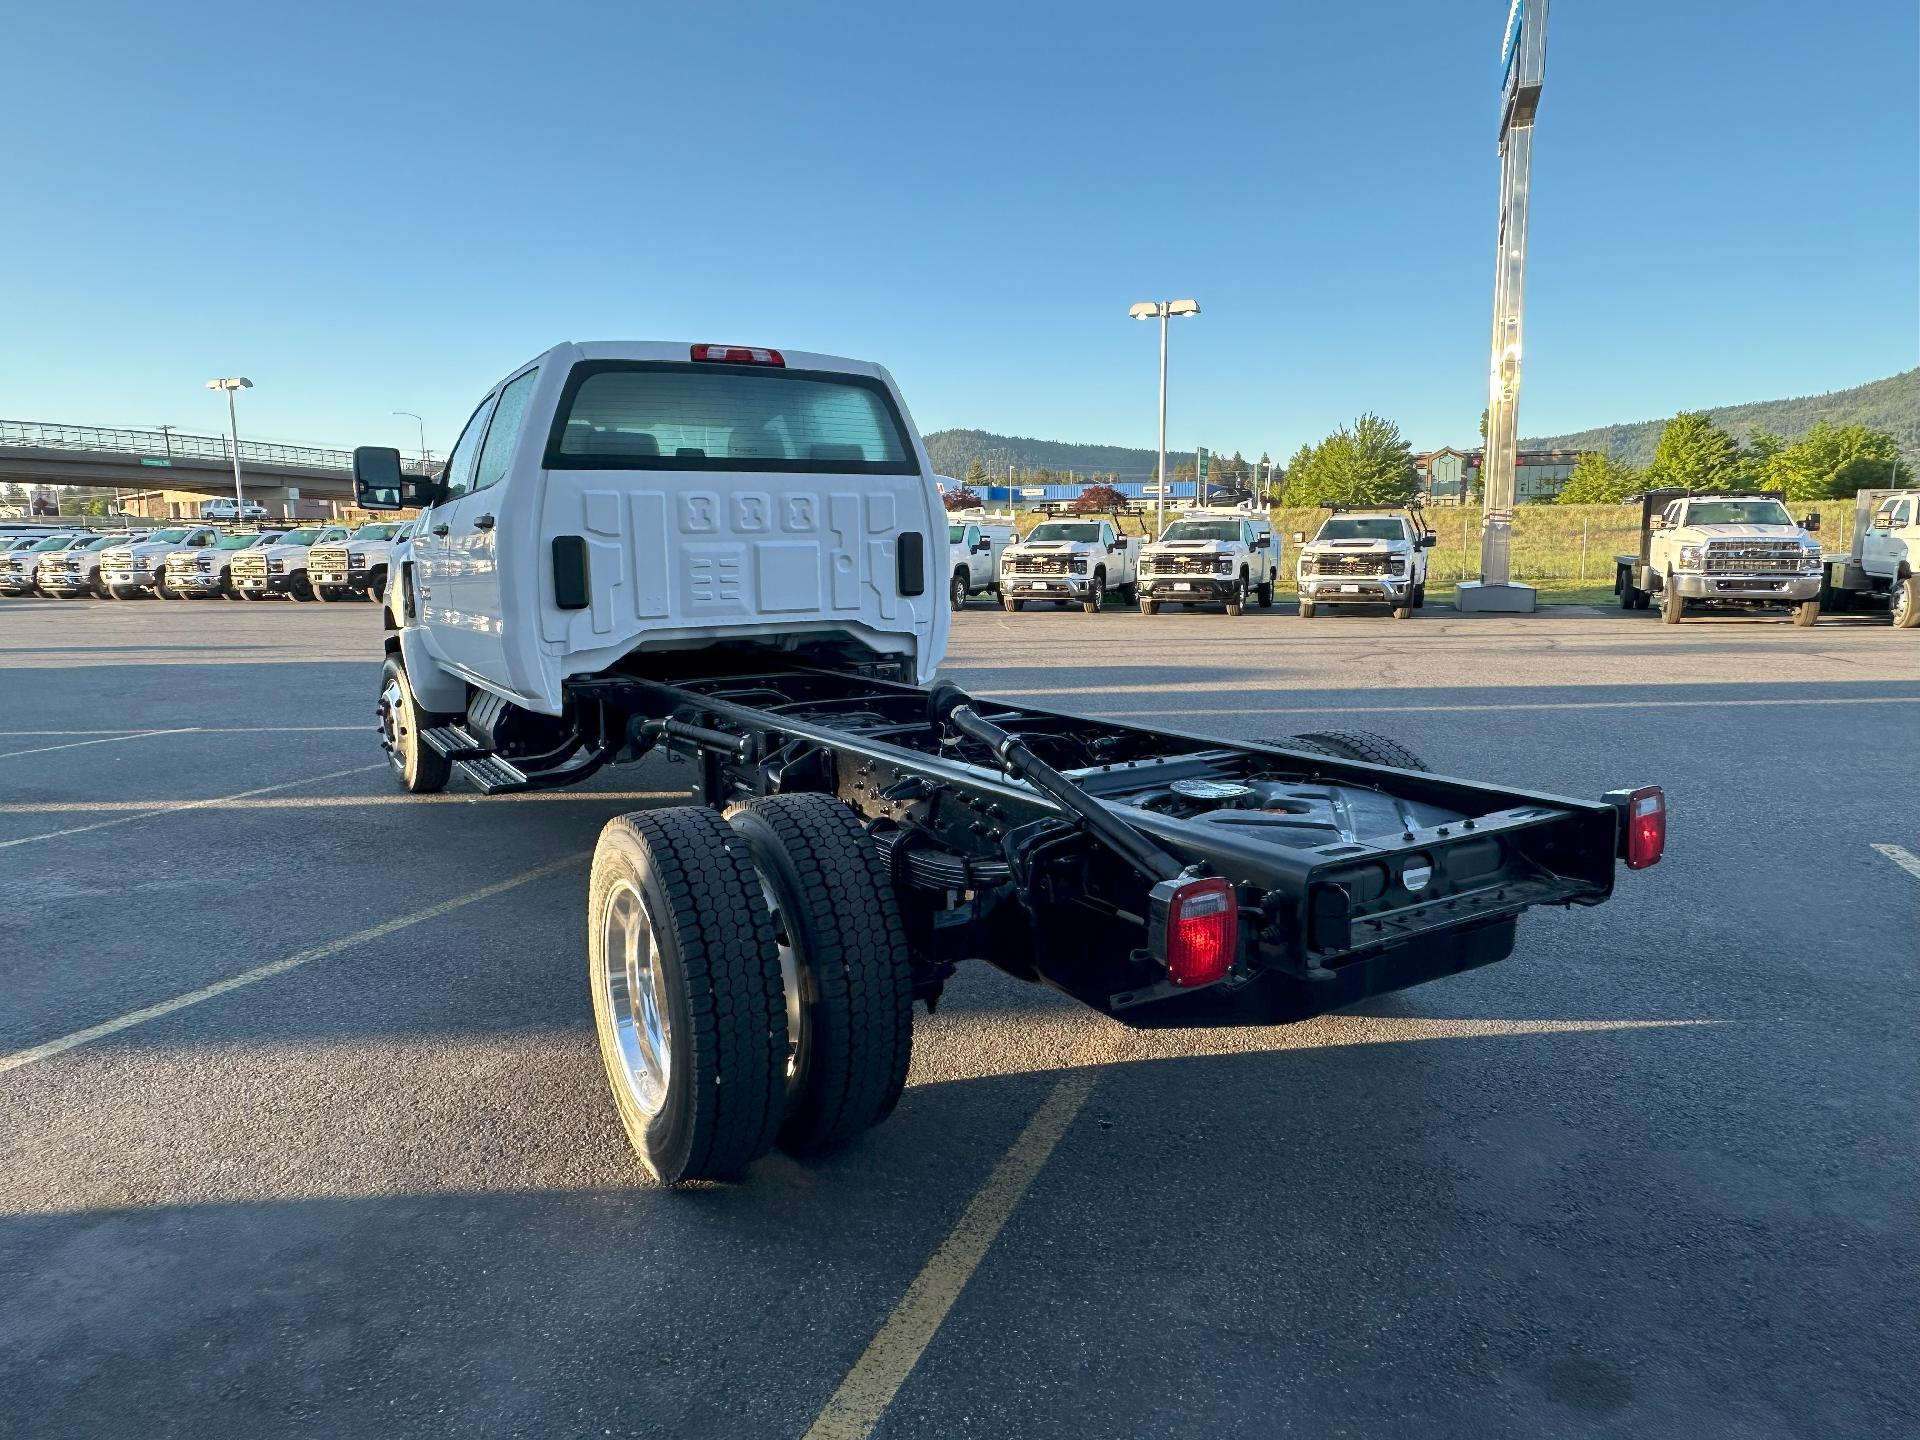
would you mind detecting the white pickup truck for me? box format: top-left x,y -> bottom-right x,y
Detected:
944,506 -> 1015,610
229,524 -> 353,600
39,533 -> 152,597
1292,508 -> 1434,619
166,529 -> 285,599
347,337 -> 1665,1188
2,532 -> 90,595
308,520 -> 411,603
1614,490 -> 1824,626
998,513 -> 1144,612
1137,507 -> 1280,615
1818,488 -> 1920,627
99,525 -> 222,598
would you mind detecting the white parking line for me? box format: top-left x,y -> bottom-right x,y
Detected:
0,726 -> 365,736
0,790 -> 684,815
0,763 -> 385,850
1871,844 -> 1920,882
0,853 -> 587,1076
1060,696 -> 1915,717
0,727 -> 200,761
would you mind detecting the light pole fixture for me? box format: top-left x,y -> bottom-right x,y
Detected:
1128,299 -> 1200,532
205,377 -> 253,518
393,411 -> 431,471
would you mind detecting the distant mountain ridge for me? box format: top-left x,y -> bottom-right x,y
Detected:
923,369 -> 1919,481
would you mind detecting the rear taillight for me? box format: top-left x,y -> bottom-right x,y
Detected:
690,344 -> 784,367
1623,785 -> 1665,870
1151,876 -> 1239,988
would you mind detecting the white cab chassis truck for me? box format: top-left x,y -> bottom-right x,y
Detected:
998,505 -> 1145,612
1137,506 -> 1280,615
230,525 -> 353,600
944,504 -> 1016,610
1293,507 -> 1435,619
36,533 -> 150,598
1818,488 -> 1920,627
308,520 -> 411,603
168,529 -> 285,599
1614,489 -> 1824,626
354,338 -> 1663,1186
99,525 -> 221,598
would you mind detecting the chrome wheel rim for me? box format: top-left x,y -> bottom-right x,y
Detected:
377,675 -> 408,778
602,879 -> 672,1118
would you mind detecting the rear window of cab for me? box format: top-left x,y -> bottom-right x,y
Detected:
545,362 -> 917,474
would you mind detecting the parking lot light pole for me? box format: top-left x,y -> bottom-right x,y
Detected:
393,411 -> 431,472
1129,299 -> 1200,533
205,378 -> 253,519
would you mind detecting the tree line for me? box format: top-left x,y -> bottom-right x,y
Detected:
1556,412 -> 1912,504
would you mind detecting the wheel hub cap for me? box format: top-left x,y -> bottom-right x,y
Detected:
601,879 -> 672,1118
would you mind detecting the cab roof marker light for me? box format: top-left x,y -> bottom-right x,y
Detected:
690,344 -> 785,367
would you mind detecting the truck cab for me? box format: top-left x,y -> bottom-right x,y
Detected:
357,340 -> 947,722
1293,508 -> 1434,619
1616,490 -> 1823,626
1138,507 -> 1279,615
999,511 -> 1144,613
944,506 -> 1016,610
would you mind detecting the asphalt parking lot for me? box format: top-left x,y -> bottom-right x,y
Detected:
2,596 -> 1916,1439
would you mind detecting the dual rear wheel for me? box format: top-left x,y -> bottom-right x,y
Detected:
588,794 -> 913,1185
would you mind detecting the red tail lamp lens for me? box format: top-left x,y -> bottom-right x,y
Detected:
1165,877 -> 1238,988
1625,786 -> 1665,870
690,344 -> 785,367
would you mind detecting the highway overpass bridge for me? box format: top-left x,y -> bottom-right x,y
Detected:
0,419 -> 366,509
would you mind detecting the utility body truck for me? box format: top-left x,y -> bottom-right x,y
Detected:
99,526 -> 221,598
1817,488 -> 1920,627
1614,490 -> 1823,626
1137,506 -> 1280,615
353,339 -> 1665,1186
230,525 -> 353,600
998,503 -> 1146,612
944,506 -> 1015,610
1292,506 -> 1435,620
308,521 -> 412,603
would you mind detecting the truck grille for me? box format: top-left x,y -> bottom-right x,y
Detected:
1310,553 -> 1403,577
1704,542 -> 1810,574
1010,556 -> 1073,575
310,546 -> 349,571
231,556 -> 269,581
1145,554 -> 1221,577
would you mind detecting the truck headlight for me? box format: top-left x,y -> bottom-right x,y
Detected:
1678,545 -> 1705,570
268,560 -> 286,574
1216,556 -> 1234,575
1069,556 -> 1088,575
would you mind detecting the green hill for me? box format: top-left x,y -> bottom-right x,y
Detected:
922,429 -> 1192,484
1521,369 -> 1919,467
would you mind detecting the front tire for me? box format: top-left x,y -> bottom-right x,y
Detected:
1662,575 -> 1686,625
291,574 -> 315,601
377,654 -> 454,794
726,795 -> 913,1155
313,584 -> 338,603
1002,593 -> 1023,613
1082,572 -> 1105,613
950,569 -> 969,612
589,808 -> 787,1185
1892,574 -> 1919,629
1140,597 -> 1159,615
1791,598 -> 1819,627
1298,599 -> 1316,619
1224,577 -> 1245,616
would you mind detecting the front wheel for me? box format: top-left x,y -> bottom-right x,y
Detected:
1662,576 -> 1686,625
589,807 -> 788,1185
290,574 -> 315,601
1139,597 -> 1159,615
726,794 -> 913,1155
1791,599 -> 1819,627
950,570 -> 969,612
377,653 -> 453,794
1224,578 -> 1245,616
1002,593 -> 1023,613
368,572 -> 387,605
1082,573 -> 1105,613
1298,599 -> 1316,619
1391,603 -> 1412,620
1881,576 -> 1912,625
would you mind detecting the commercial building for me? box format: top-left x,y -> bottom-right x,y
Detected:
1414,447 -> 1584,504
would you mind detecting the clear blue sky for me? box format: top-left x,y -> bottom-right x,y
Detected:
3,0 -> 1913,462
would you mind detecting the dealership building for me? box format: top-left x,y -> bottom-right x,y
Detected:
1414,447 -> 1583,504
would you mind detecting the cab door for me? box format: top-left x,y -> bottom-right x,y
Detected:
438,365 -> 539,691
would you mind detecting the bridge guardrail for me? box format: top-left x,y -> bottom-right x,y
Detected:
0,420 -> 352,473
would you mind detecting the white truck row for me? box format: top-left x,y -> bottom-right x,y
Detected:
0,521 -> 412,601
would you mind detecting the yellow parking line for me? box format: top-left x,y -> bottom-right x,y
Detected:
802,1071 -> 1099,1440
0,763 -> 384,850
0,790 -> 683,815
1871,843 -> 1920,882
0,853 -> 587,1075
0,727 -> 199,760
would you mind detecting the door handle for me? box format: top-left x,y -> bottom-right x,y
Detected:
432,524 -> 450,537
473,514 -> 495,531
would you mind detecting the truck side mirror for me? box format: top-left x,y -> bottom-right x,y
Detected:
354,446 -> 439,511
1255,534 -> 1271,548
1418,533 -> 1437,548
1801,512 -> 1821,532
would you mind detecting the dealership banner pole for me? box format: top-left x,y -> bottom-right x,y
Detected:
1458,0 -> 1547,614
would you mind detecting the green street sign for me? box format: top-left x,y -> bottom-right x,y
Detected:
139,457 -> 173,467
1196,447 -> 1209,482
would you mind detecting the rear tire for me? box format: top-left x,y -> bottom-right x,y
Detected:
377,653 -> 454,794
1618,570 -> 1640,610
1892,574 -> 1919,629
725,794 -> 913,1155
589,807 -> 787,1185
1280,730 -> 1430,771
1413,582 -> 1426,609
